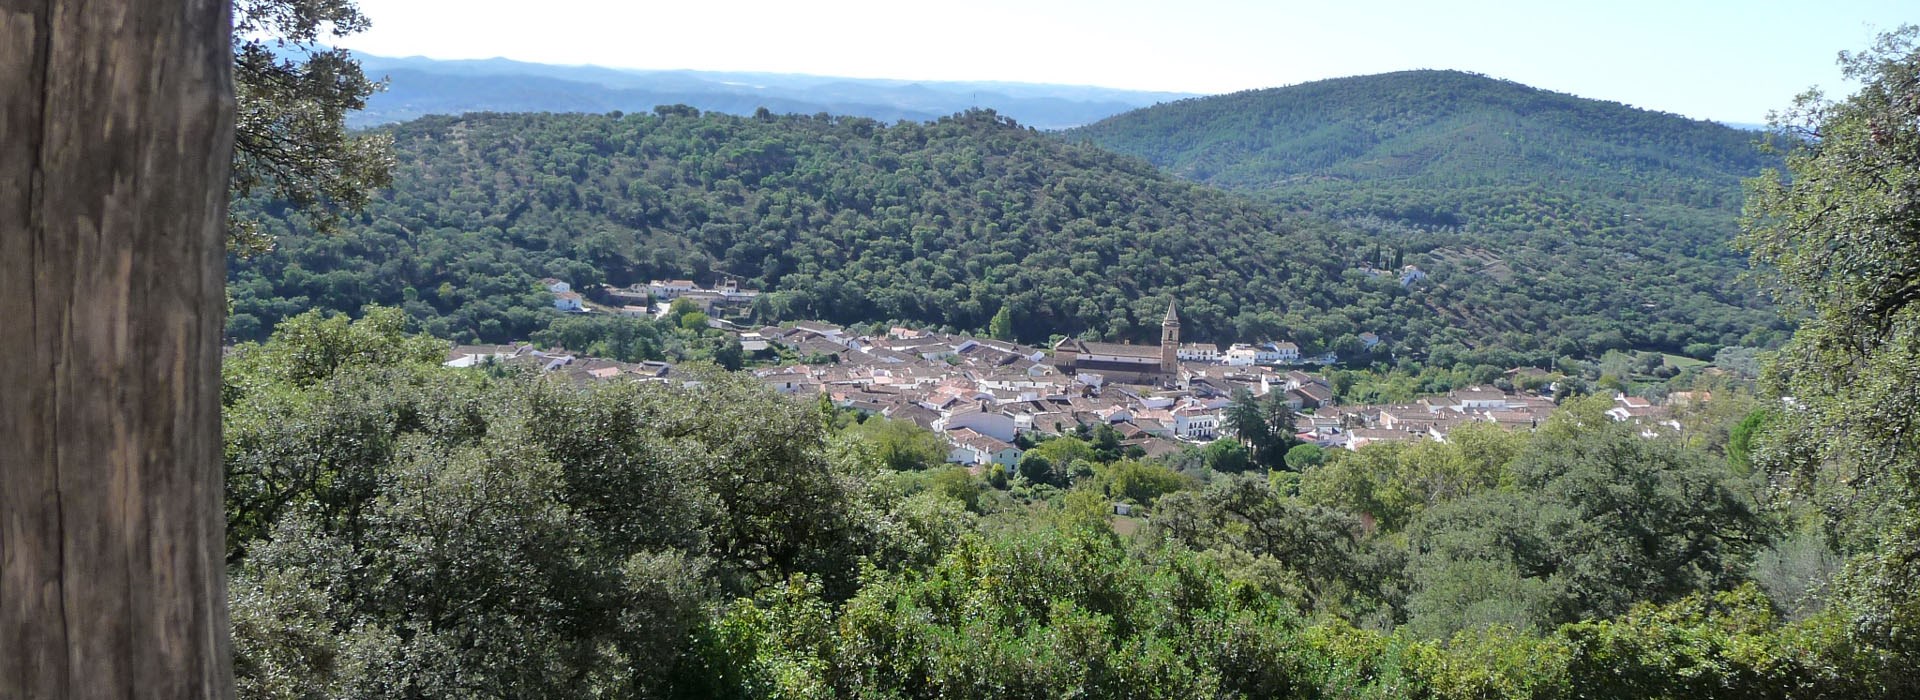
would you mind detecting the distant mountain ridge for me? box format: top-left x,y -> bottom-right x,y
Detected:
351,54 -> 1199,130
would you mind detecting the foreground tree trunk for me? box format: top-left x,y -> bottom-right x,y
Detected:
1,0 -> 236,697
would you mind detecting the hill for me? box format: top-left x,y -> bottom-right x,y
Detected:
231,107 -> 1779,362
1067,70 -> 1767,197
350,54 -> 1197,130
231,109 -> 1407,352
1069,70 -> 1788,354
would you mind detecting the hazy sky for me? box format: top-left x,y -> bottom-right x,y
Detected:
339,0 -> 1912,124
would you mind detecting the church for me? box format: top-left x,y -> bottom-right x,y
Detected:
1049,300 -> 1181,385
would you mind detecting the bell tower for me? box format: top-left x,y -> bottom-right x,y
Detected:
1161,299 -> 1180,377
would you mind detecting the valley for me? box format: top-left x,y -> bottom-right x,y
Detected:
114,6 -> 1919,695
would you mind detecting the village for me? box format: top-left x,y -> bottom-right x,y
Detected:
439,278 -> 1697,472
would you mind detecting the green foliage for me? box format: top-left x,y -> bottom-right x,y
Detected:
1751,523 -> 1844,622
223,316 -> 900,696
1088,459 -> 1192,505
1076,70 -> 1771,194
230,108 -> 1416,351
1406,626 -> 1571,700
1737,27 -> 1920,685
1088,423 -> 1127,462
1300,422 -> 1521,534
701,527 -> 1355,699
223,306 -> 446,392
230,0 -> 394,250
1225,388 -> 1299,469
843,415 -> 948,471
864,492 -> 979,576
1727,408 -> 1773,475
225,104 -> 1756,362
1012,453 -> 1056,488
1151,476 -> 1375,611
1333,362 -> 1556,405
229,549 -> 381,700
529,313 -> 664,360
1829,510 -> 1920,694
711,334 -> 745,370
1402,493 -> 1561,638
986,463 -> 1009,489
1740,25 -> 1920,549
1714,345 -> 1765,379
1021,436 -> 1095,487
1559,585 -> 1877,699
1402,407 -> 1767,637
988,305 -> 1014,341
224,310 -> 1912,698
927,467 -> 984,512
1076,69 -> 1787,358
1284,443 -> 1327,471
1205,438 -> 1254,473
229,409 -> 717,697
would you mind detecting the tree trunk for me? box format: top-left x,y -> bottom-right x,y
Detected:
1,0 -> 236,697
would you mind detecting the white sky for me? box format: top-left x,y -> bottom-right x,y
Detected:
338,0 -> 1914,124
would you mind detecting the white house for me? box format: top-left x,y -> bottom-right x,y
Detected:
1606,394 -> 1679,435
648,279 -> 696,300
1138,395 -> 1176,410
1177,343 -> 1219,362
1095,405 -> 1133,424
553,291 -> 585,312
1451,386 -> 1509,410
946,428 -> 1023,468
717,279 -> 759,302
444,344 -> 531,368
1268,342 -> 1301,364
792,323 -> 849,345
606,285 -> 649,304
917,344 -> 961,362
760,372 -> 811,394
1172,405 -> 1220,439
1224,344 -> 1260,366
937,406 -> 1017,443
539,278 -> 571,294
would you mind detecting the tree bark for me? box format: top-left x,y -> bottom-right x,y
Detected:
1,0 -> 236,697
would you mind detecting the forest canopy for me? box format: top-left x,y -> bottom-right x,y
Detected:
232,104 -> 1779,363
1072,69 -> 1790,357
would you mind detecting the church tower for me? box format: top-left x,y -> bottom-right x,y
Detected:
1161,299 -> 1180,377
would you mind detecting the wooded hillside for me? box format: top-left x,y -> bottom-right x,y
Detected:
234,105 -> 1777,362
1071,70 -> 1787,356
